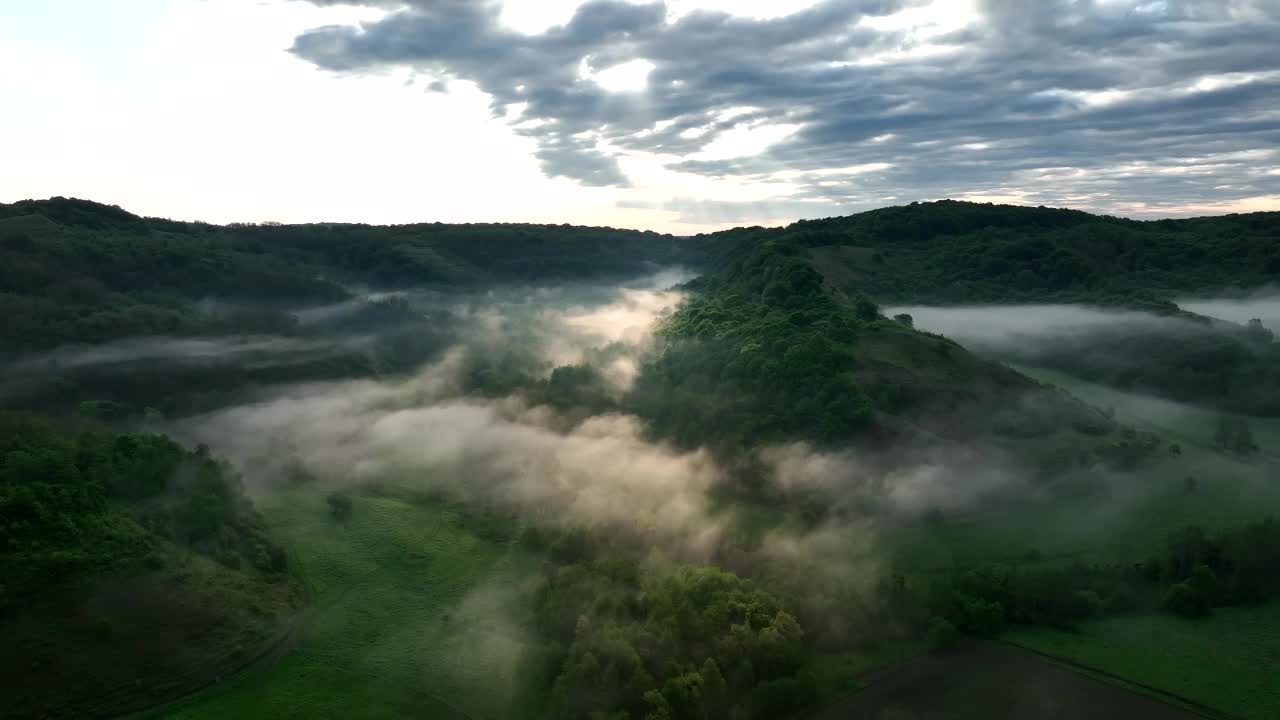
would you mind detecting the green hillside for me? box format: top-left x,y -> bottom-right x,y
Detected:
0,197 -> 694,354
791,200 -> 1279,304
2,198 -> 1279,719
0,414 -> 299,719
630,235 -> 1118,453
781,201 -> 1280,416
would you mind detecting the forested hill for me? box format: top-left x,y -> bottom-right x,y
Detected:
629,236 -> 1122,456
0,197 -> 693,352
0,197 -> 688,284
706,202 -> 1280,417
4,196 -> 1278,355
725,200 -> 1280,305
0,413 -> 299,719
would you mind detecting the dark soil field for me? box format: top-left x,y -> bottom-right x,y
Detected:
813,641 -> 1206,720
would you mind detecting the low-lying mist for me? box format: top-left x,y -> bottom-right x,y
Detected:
891,299 -> 1280,416
8,335 -> 362,374
1178,291 -> 1280,329
158,269 -> 1058,597
14,269 -> 1227,625
892,298 -> 1280,355
0,270 -> 693,412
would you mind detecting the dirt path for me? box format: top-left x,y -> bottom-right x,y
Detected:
812,641 -> 1210,720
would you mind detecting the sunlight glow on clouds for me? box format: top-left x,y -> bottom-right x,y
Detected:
2,0 -> 1279,231
581,58 -> 657,93
695,123 -> 804,162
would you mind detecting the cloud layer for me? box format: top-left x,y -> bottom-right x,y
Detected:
291,0 -> 1280,222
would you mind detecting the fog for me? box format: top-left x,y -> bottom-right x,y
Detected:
178,366 -> 726,552
1178,292 -> 1280,329
890,298 -> 1280,357
162,274 -> 1074,600
887,304 -> 1197,351
160,270 -> 732,557
290,291 -> 409,326
8,335 -> 359,374
20,270 -> 1190,633
887,301 -> 1280,417
26,268 -> 1267,717
760,442 -> 1023,517
444,269 -> 689,390
0,270 -> 692,413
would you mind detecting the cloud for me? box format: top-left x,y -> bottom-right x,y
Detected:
174,358 -> 729,554
288,0 -> 1280,219
760,441 -> 1023,517
6,335 -> 357,374
885,304 -> 1200,350
886,302 -> 1280,417
289,0 -> 907,189
165,271 -> 712,547
618,196 -> 841,225
440,269 -> 690,389
174,355 -> 1021,592
1179,292 -> 1280,329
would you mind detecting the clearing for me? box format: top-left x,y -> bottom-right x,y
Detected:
1008,605 -> 1280,720
154,487 -> 545,720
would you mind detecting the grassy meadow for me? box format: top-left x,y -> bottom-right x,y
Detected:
1007,605 -> 1280,720
156,487 -> 547,720
991,365 -> 1280,720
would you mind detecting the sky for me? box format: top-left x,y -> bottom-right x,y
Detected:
2,0 -> 1278,234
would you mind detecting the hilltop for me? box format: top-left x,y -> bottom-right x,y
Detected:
629,235 -> 1118,455
785,200 -> 1279,304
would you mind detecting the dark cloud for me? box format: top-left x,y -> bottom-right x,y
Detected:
291,0 -> 1280,217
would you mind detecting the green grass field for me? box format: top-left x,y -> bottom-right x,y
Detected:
986,366 -> 1280,720
1007,605 -> 1280,720
881,365 -> 1280,576
156,488 -> 546,720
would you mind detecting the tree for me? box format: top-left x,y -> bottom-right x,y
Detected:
855,298 -> 880,322
1166,526 -> 1218,580
1163,581 -> 1209,618
1245,318 -> 1274,344
1188,564 -> 1219,601
1214,416 -> 1258,455
927,616 -> 959,649
893,313 -> 914,328
327,492 -> 353,521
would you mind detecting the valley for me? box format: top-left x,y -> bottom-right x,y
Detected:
1,198 -> 1277,720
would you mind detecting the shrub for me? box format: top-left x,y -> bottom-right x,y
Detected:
327,493 -> 354,521
927,616 -> 960,649
1163,582 -> 1209,618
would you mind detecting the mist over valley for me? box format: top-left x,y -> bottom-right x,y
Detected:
5,0 -> 1280,716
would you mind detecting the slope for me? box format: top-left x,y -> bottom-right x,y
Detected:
0,415 -> 300,720
630,234 -> 1119,455
790,200 -> 1280,416
792,199 -> 1280,305
0,197 -> 696,354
